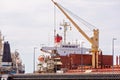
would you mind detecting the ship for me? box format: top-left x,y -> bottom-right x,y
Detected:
36,26 -> 113,73
36,0 -> 114,73
0,32 -> 25,74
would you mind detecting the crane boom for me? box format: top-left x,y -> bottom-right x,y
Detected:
52,0 -> 92,44
52,0 -> 99,68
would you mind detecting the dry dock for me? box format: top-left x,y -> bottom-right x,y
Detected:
1,72 -> 120,80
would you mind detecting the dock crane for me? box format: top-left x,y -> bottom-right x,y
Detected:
52,0 -> 99,68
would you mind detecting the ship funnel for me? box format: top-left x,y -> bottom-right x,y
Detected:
2,41 -> 12,63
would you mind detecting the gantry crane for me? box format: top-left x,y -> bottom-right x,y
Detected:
52,0 -> 99,68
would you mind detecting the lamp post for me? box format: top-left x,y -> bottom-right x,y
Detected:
81,42 -> 84,72
33,47 -> 37,73
112,38 -> 116,72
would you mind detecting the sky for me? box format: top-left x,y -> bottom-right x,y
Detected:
0,0 -> 120,73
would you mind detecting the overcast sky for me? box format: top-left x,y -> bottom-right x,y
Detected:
0,0 -> 120,73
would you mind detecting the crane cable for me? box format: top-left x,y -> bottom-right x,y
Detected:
57,3 -> 97,32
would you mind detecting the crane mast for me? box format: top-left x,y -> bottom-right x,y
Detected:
52,0 -> 99,68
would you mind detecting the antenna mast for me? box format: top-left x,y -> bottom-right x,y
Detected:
60,20 -> 70,44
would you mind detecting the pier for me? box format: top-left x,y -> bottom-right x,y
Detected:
1,72 -> 120,80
